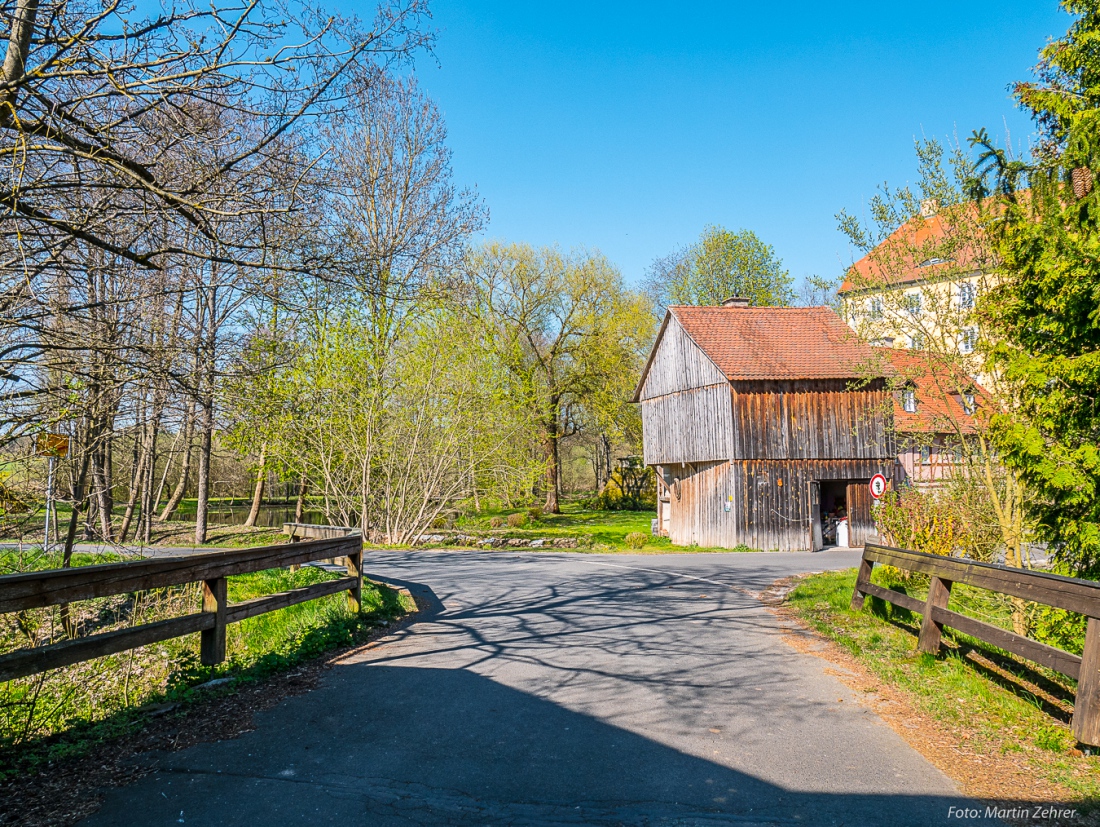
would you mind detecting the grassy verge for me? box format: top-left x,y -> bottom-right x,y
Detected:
446,501 -> 758,553
4,500 -> 766,553
0,563 -> 414,779
1,516 -> 290,550
785,569 -> 1100,804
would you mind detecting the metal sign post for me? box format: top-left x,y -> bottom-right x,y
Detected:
35,432 -> 69,553
43,455 -> 55,553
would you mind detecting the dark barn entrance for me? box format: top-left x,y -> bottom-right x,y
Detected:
810,478 -> 875,550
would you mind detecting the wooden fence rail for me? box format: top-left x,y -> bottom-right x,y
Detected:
851,543 -> 1100,747
0,534 -> 363,683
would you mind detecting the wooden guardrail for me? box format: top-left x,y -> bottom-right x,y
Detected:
283,522 -> 358,543
0,534 -> 363,683
851,543 -> 1100,746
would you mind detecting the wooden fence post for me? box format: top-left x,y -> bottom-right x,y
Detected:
346,546 -> 363,614
850,553 -> 873,611
917,575 -> 953,655
200,576 -> 227,665
1073,617 -> 1100,747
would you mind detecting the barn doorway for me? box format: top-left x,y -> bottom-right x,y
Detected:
819,480 -> 849,547
809,478 -> 879,551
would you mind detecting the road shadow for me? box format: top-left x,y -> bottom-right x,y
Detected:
81,669 -> 1068,825
73,552 -> 1092,825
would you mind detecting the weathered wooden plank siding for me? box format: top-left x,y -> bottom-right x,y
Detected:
639,316 -> 727,400
729,380 -> 894,461
666,461 -> 730,547
667,459 -> 893,551
641,384 -> 734,465
846,480 -> 877,547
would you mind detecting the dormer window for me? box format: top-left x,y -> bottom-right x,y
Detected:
963,393 -> 976,415
903,389 -> 917,413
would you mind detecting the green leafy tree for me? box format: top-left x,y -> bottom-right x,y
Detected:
465,243 -> 653,513
972,0 -> 1100,573
644,226 -> 793,311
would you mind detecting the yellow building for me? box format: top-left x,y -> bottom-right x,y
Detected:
837,203 -> 993,488
837,204 -> 988,357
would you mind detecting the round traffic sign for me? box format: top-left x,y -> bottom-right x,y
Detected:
869,474 -> 888,499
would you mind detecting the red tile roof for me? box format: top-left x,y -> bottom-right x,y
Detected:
876,347 -> 988,434
838,207 -> 984,294
669,305 -> 886,381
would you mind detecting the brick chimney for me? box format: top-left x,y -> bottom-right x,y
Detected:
722,297 -> 751,308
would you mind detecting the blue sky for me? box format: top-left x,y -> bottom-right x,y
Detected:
371,2 -> 1068,289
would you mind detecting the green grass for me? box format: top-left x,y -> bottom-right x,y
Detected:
0,562 -> 414,778
786,569 -> 1100,803
6,499 -> 766,554
448,501 -> 759,553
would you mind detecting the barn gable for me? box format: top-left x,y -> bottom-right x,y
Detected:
633,312 -> 727,402
635,304 -> 897,551
634,313 -> 735,466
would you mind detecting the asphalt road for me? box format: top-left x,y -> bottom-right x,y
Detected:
82,549 -> 979,826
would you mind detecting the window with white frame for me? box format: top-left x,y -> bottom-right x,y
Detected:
960,327 -> 978,354
958,281 -> 976,310
902,389 -> 917,413
904,291 -> 922,315
920,444 -> 931,465
868,296 -> 883,318
910,333 -> 925,350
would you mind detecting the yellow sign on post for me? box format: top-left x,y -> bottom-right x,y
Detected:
36,433 -> 69,458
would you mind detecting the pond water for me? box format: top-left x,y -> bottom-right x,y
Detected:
166,504 -> 331,528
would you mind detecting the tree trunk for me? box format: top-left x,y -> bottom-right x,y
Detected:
151,426 -> 181,520
195,395 -> 213,545
243,444 -> 266,527
469,442 -> 481,512
0,0 -> 39,122
140,409 -> 161,544
294,475 -> 307,523
91,437 -> 113,541
158,401 -> 195,521
542,420 -> 560,514
60,438 -> 92,637
118,428 -> 150,544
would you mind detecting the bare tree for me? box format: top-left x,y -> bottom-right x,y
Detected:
0,0 -> 434,547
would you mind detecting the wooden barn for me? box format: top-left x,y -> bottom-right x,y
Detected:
632,300 -> 896,551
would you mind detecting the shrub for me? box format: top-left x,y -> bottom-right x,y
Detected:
527,506 -> 543,522
489,516 -> 504,529
624,531 -> 648,549
506,512 -> 527,528
593,469 -> 657,511
874,482 -> 1000,562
